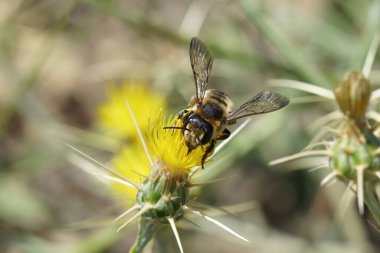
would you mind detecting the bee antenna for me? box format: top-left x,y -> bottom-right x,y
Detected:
163,126 -> 191,131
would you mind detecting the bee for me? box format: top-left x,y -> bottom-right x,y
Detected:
168,37 -> 289,167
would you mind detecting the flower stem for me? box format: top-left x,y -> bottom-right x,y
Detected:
129,218 -> 159,253
364,182 -> 380,226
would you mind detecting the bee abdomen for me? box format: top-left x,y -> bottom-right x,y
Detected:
204,89 -> 234,113
209,95 -> 228,107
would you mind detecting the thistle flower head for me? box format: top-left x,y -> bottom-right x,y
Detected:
148,115 -> 210,176
111,113 -> 210,203
105,109 -> 249,252
113,112 -> 210,214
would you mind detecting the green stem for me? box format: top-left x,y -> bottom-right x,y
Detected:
129,218 -> 160,253
364,182 -> 380,226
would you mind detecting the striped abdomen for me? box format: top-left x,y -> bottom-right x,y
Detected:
200,89 -> 234,121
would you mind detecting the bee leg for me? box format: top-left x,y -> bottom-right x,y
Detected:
216,129 -> 231,140
201,140 -> 216,169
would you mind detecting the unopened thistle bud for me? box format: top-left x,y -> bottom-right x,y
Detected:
330,71 -> 380,180
334,71 -> 370,122
271,69 -> 380,221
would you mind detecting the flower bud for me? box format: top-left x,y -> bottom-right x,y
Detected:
334,71 -> 370,120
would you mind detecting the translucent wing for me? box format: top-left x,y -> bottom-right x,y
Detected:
189,37 -> 213,103
226,91 -> 289,123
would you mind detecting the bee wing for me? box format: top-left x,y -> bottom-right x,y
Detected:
226,91 -> 289,123
190,37 -> 213,103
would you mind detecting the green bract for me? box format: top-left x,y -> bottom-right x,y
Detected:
136,169 -> 190,224
330,135 -> 380,182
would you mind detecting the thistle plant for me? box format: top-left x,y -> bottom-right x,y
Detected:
114,102 -> 251,252
69,83 -> 250,252
270,34 -> 380,223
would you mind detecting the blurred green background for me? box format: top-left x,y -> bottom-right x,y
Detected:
1,0 -> 380,252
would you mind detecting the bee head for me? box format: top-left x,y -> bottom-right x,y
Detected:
183,115 -> 213,150
184,123 -> 205,149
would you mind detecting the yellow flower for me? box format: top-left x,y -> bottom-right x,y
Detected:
97,82 -> 166,140
111,144 -> 150,206
110,113 -> 209,205
148,115 -> 210,175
